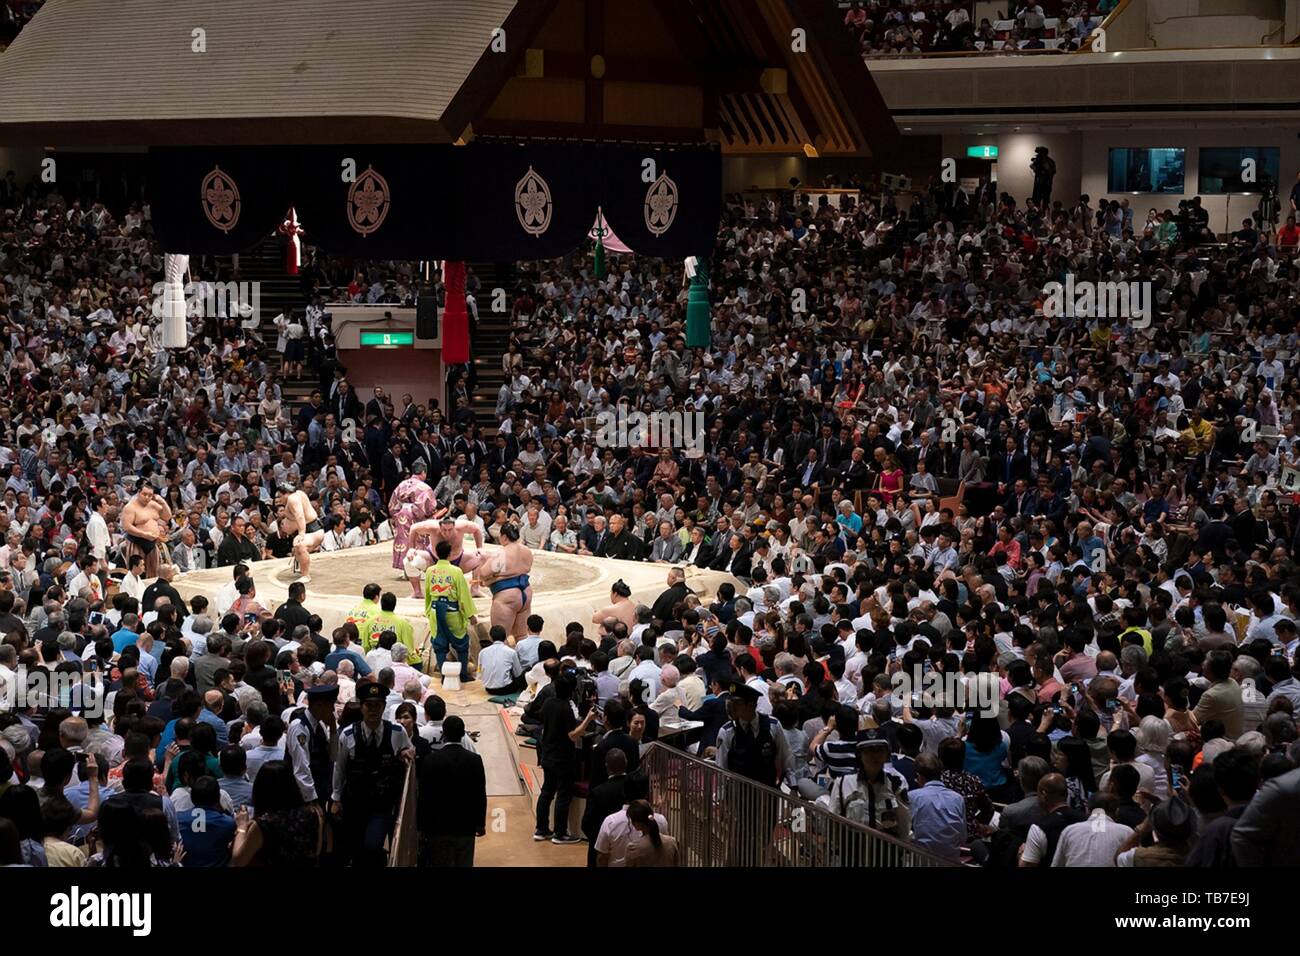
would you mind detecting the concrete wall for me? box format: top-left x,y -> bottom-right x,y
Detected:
1146,0 -> 1284,46
327,305 -> 445,410
931,127 -> 1298,232
722,155 -> 807,192
1107,0 -> 1285,49
340,347 -> 445,411
720,139 -> 945,200
1105,0 -> 1155,49
1080,127 -> 1300,234
940,131 -> 1084,206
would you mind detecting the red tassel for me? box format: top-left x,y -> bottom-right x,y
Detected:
278,207 -> 304,275
442,260 -> 470,364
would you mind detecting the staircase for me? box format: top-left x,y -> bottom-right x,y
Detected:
467,261 -> 516,434
223,248 -> 514,425
234,236 -> 313,405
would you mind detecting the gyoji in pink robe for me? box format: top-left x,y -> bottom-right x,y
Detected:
388,476 -> 437,569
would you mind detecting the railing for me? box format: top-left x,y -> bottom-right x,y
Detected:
387,761 -> 419,867
639,742 -> 958,867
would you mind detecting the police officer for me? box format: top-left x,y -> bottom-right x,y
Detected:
286,683 -> 339,806
714,677 -> 791,787
332,681 -> 414,867
713,676 -> 791,865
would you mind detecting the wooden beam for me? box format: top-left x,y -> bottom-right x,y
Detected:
584,0 -> 605,126
475,118 -> 707,143
439,0 -> 561,143
744,0 -> 825,150
788,0 -> 897,153
521,51 -> 786,97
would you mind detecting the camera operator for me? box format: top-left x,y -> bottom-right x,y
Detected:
533,668 -> 597,844
1176,197 -> 1212,244
1030,146 -> 1056,208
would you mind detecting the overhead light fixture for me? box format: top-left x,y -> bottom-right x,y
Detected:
802,142 -> 819,158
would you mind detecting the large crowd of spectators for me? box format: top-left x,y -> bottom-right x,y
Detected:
841,1 -> 1112,57
4,133 -> 1300,867
468,161 -> 1300,866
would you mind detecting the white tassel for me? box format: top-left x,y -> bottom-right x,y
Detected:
161,253 -> 189,348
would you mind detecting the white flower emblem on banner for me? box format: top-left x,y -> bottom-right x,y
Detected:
644,170 -> 679,237
201,166 -> 241,234
515,166 -> 553,236
347,166 -> 391,237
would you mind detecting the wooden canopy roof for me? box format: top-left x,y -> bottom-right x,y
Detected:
0,0 -> 893,156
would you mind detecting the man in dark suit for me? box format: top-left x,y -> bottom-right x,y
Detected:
815,423 -> 842,472
380,439 -> 408,502
580,748 -> 628,867
579,514 -> 609,556
1005,478 -> 1037,518
990,436 -> 1030,493
1032,483 -> 1067,524
687,455 -> 718,489
332,379 -> 362,425
628,447 -> 657,487
141,565 -> 184,614
684,527 -> 715,569
838,446 -> 871,490
783,420 -> 813,471
589,700 -> 641,790
486,433 -> 513,481
411,427 -> 444,483
272,581 -> 312,632
364,386 -> 386,422
716,453 -> 743,494
678,672 -> 733,754
650,567 -> 691,625
296,390 -> 325,436
416,716 -> 487,867
216,516 -> 261,567
789,447 -> 825,492
710,533 -> 752,581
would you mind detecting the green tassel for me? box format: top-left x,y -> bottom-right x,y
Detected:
593,212 -> 606,280
685,255 -> 710,349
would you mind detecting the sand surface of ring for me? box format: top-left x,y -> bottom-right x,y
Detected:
259,544 -> 595,595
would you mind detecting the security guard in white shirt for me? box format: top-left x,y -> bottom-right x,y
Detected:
713,679 -> 791,865
714,680 -> 790,786
286,683 -> 338,805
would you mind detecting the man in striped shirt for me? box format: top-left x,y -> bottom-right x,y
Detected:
802,704 -> 864,800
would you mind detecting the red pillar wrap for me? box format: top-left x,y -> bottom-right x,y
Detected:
442,260 -> 470,364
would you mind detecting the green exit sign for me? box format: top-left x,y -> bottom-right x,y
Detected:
360,330 -> 414,347
966,145 -> 999,159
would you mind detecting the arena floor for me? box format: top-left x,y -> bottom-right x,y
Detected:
170,543 -> 739,866
172,541 -> 738,646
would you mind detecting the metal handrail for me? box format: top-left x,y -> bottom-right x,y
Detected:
387,761 -> 419,867
639,742 -> 959,867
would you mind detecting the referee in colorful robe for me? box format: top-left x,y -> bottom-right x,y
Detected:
423,539 -> 480,682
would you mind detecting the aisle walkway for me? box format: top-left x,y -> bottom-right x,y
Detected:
436,679 -> 584,867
